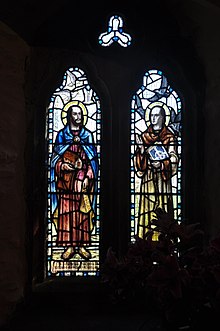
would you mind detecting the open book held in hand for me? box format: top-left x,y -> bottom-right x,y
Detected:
147,144 -> 169,161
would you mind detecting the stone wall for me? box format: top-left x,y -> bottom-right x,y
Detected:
175,0 -> 220,237
0,22 -> 29,326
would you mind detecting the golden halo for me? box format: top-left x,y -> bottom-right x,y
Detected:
61,100 -> 88,126
145,101 -> 170,126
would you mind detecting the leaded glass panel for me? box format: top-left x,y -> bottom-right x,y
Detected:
131,69 -> 182,241
98,15 -> 131,47
45,67 -> 101,277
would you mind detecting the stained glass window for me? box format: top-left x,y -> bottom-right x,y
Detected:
98,15 -> 131,47
130,69 -> 182,241
45,67 -> 101,277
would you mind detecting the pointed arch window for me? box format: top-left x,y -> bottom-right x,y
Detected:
45,67 -> 101,277
130,69 -> 182,241
35,12 -> 193,284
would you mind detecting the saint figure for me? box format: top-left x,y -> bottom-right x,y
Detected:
51,101 -> 98,260
134,104 -> 179,240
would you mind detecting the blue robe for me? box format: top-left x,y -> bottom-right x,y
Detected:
50,124 -> 99,218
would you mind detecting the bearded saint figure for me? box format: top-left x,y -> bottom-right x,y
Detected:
51,101 -> 98,260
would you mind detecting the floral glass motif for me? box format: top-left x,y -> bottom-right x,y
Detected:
46,67 -> 101,277
131,69 -> 182,241
98,15 -> 131,47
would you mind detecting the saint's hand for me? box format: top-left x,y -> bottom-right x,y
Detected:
82,177 -> 89,190
61,163 -> 74,171
75,158 -> 83,169
151,161 -> 161,169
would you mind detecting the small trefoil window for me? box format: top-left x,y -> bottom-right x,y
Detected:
98,15 -> 132,47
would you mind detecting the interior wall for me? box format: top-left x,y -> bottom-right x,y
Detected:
194,3 -> 220,238
173,0 -> 220,237
0,22 -> 29,326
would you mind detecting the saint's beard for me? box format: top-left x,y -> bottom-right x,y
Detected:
70,118 -> 82,128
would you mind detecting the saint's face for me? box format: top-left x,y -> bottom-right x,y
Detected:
150,107 -> 164,130
70,106 -> 82,126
